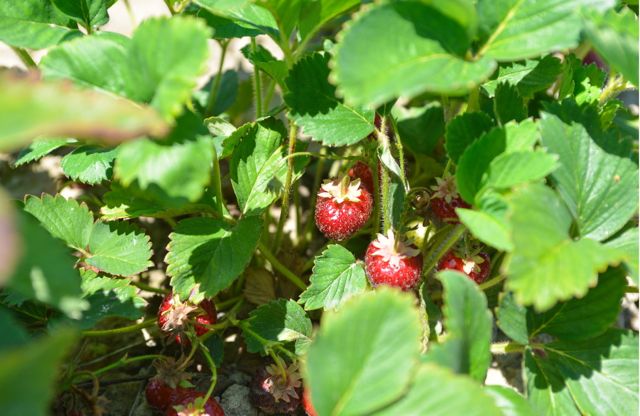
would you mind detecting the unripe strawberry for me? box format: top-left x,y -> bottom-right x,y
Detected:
365,230 -> 423,290
437,251 -> 491,284
315,176 -> 373,241
165,391 -> 225,416
158,292 -> 217,344
430,175 -> 470,222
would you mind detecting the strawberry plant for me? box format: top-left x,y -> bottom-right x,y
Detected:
0,0 -> 638,415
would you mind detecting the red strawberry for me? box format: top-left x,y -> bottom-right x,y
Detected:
249,363 -> 302,415
165,391 -> 225,416
437,251 -> 491,284
302,389 -> 317,416
315,176 -> 373,241
430,175 -> 470,222
158,293 -> 217,344
348,161 -> 374,194
146,378 -> 191,410
365,230 -> 423,290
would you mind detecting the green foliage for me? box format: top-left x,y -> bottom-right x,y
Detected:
299,244 -> 368,311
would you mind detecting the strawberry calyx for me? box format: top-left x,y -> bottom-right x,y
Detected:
160,294 -> 199,333
369,230 -> 420,268
430,174 -> 459,203
318,176 -> 363,204
262,363 -> 302,403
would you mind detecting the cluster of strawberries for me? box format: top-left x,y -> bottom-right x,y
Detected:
315,161 -> 491,290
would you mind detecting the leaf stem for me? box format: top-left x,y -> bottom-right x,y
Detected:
210,146 -> 225,215
199,343 -> 218,404
81,319 -> 156,337
273,121 -> 298,251
490,342 -> 526,354
377,115 -> 392,233
131,280 -> 168,294
206,40 -> 229,116
478,274 -> 507,291
163,0 -> 176,15
251,38 -> 263,118
11,47 -> 36,68
422,224 -> 466,276
257,241 -> 306,290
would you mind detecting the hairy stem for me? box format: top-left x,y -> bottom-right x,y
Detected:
422,224 -> 466,276
273,122 -> 298,251
81,319 -> 156,337
257,241 -> 306,290
251,38 -> 263,118
11,47 -> 36,69
210,147 -> 225,215
206,40 -> 229,116
377,116 -> 392,233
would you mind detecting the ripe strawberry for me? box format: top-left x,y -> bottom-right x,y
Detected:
165,391 -> 225,416
315,176 -> 373,241
146,358 -> 193,410
249,363 -> 302,415
146,378 -> 191,410
365,230 -> 423,290
302,389 -> 317,416
437,251 -> 491,284
348,161 -> 374,193
158,292 -> 217,344
430,175 -> 470,222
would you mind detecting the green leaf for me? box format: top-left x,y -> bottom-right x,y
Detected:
396,103 -> 444,156
40,32 -> 131,96
0,329 -> 78,416
445,112 -> 493,163
100,182 -> 216,221
186,5 -> 264,39
456,128 -> 506,203
230,119 -> 307,215
60,145 -> 117,185
304,289 -> 421,415
332,2 -> 496,107
115,137 -> 214,203
457,193 -> 512,251
85,222 -> 153,277
299,245 -> 368,311
540,113 -> 639,241
476,0 -> 615,61
583,8 -> 639,86
606,228 -> 639,285
0,73 -> 168,152
299,0 -> 359,41
242,299 -> 312,355
241,45 -> 288,87
24,195 -> 153,276
51,0 -> 113,29
505,184 -> 625,311
0,0 -> 81,49
498,267 -> 626,343
41,17 -> 211,121
194,70 -> 238,116
80,269 -> 145,308
193,0 -> 278,37
0,308 -> 30,352
484,386 -> 536,416
14,138 -> 75,167
257,0 -> 302,39
494,83 -> 526,124
482,55 -> 562,98
9,210 -> 88,319
376,364 -> 502,416
525,329 -> 638,416
483,150 -> 558,190
426,271 -> 492,382
285,53 -> 375,146
166,216 -> 262,298
24,194 -> 94,250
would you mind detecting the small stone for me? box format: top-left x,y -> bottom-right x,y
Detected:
221,384 -> 258,416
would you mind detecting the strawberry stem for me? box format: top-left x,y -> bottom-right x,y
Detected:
422,224 -> 466,276
377,115 -> 392,233
257,241 -> 307,290
81,318 -> 156,337
273,121 -> 298,252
